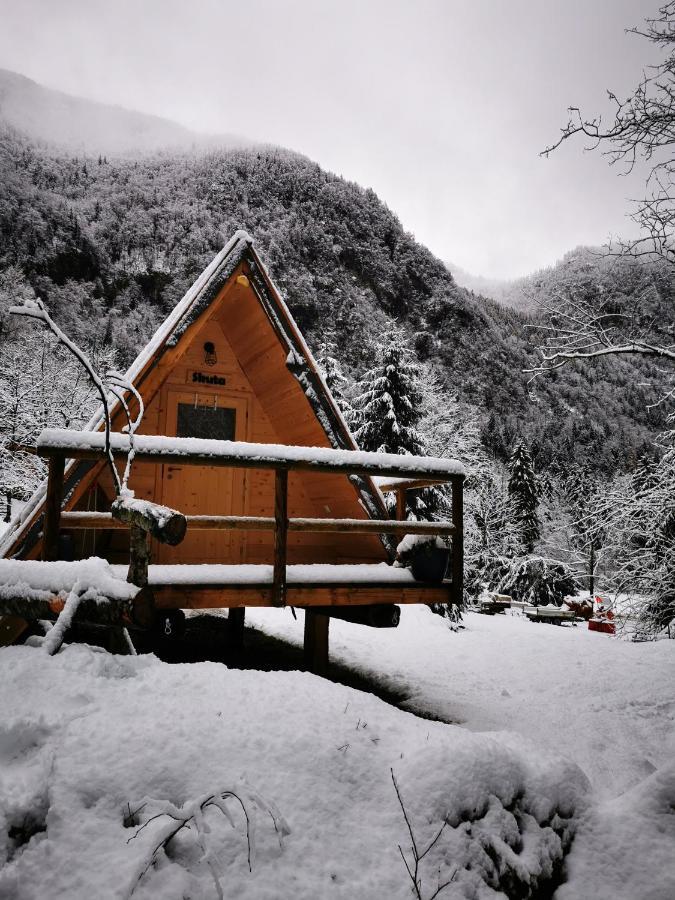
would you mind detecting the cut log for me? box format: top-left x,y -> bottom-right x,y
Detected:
308,604 -> 400,628
0,584 -> 156,631
111,497 -> 187,546
127,523 -> 150,587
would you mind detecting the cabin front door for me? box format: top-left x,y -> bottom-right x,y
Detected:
158,390 -> 248,564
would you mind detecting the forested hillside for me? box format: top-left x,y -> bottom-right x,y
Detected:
0,124 -> 668,475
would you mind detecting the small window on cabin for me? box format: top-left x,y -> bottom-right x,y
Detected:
176,403 -> 236,441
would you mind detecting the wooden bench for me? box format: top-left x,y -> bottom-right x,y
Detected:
524,606 -> 576,625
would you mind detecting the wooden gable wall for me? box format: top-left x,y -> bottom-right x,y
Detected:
65,264 -> 387,567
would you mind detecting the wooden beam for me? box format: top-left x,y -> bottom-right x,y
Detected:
272,468 -> 288,607
227,607 -> 246,649
60,512 -> 127,529
451,479 -> 464,604
304,610 -> 329,675
42,453 -> 65,561
307,604 -> 401,627
34,434 -> 464,484
377,477 -> 451,493
60,511 -> 456,536
152,581 -> 455,609
289,517 -> 454,535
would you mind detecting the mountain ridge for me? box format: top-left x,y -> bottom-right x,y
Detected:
0,77 -> 669,476
0,67 -> 253,155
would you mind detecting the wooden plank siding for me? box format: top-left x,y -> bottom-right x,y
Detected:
6,245 -> 465,624
46,267 -> 387,570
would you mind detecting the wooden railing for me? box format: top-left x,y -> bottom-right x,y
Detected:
32,430 -> 465,608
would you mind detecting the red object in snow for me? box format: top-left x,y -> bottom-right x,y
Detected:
589,618 -> 615,635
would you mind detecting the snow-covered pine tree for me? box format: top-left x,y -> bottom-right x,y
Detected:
352,325 -> 424,456
314,334 -> 352,418
508,441 -> 540,553
351,326 -> 450,522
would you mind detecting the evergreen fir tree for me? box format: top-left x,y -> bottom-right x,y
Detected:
314,335 -> 352,418
351,326 -> 424,456
508,441 -> 540,552
352,327 -> 445,520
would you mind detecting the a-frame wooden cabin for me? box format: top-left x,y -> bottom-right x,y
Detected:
0,231 -> 464,669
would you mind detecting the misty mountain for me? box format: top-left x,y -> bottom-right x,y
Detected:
445,262 -> 533,312
0,92 -> 669,476
0,68 -> 252,155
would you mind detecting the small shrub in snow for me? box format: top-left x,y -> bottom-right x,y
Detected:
126,787 -> 290,899
391,768 -> 457,900
492,555 -> 579,606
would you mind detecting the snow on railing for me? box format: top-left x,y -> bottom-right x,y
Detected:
26,428 -> 465,611
35,428 -> 466,479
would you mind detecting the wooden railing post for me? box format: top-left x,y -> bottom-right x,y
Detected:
272,468 -> 288,607
42,453 -> 65,561
451,476 -> 464,603
395,487 -> 406,521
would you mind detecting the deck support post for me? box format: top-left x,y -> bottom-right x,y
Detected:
304,610 -> 329,675
272,468 -> 288,607
451,477 -> 464,604
42,453 -> 65,561
227,607 -> 246,649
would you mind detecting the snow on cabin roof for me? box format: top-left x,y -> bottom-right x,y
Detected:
36,429 -> 466,478
124,229 -> 253,382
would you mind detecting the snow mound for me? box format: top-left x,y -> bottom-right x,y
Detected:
557,762 -> 675,900
0,643 -> 588,899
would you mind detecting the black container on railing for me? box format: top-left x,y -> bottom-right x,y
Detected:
410,545 -> 450,583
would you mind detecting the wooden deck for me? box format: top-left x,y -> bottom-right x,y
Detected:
3,430 -> 465,672
152,580 -> 453,609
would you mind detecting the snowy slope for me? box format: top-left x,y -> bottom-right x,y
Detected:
0,609 -> 673,898
247,607 -> 675,798
244,606 -> 675,899
0,643 -> 586,899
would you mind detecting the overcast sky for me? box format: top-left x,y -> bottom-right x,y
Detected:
0,0 -> 663,279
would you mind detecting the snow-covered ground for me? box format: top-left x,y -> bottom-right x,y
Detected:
246,607 -> 675,800
246,606 -> 675,899
0,606 -> 673,898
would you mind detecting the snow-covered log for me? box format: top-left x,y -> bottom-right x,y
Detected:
0,582 -> 155,630
110,497 -> 187,546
